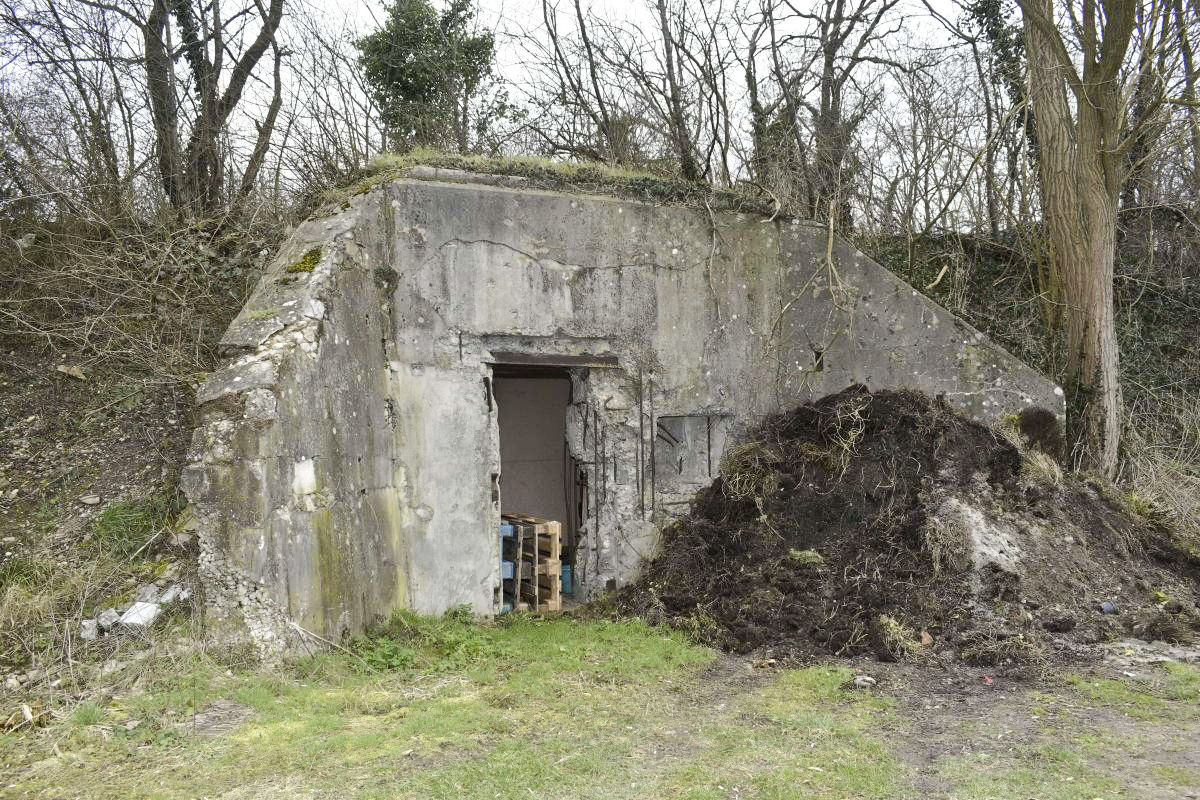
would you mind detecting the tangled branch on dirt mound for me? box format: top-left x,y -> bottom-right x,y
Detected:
620,386 -> 1200,667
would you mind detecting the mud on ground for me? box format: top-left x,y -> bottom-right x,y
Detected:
620,386 -> 1200,669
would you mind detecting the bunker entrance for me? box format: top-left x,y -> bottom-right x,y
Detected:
493,365 -> 585,604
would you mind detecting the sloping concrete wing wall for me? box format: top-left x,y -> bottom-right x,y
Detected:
183,168 -> 1061,656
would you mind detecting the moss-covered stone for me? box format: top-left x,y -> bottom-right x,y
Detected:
286,247 -> 323,274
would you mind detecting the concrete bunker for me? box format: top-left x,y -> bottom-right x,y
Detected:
183,166 -> 1064,656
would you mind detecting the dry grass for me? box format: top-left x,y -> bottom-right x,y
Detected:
0,209 -> 277,379
1121,392 -> 1200,556
0,490 -> 191,681
920,512 -> 971,576
993,417 -> 1066,491
720,441 -> 784,501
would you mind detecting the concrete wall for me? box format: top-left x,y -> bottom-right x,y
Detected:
184,167 -> 1062,656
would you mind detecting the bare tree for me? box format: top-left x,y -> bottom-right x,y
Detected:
764,0 -> 905,228
272,4 -> 389,202
654,0 -> 702,181
1019,0 -> 1175,475
1172,0 -> 1199,199
0,0 -> 146,217
528,0 -> 737,181
61,0 -> 285,214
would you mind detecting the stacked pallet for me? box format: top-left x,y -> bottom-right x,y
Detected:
500,513 -> 562,613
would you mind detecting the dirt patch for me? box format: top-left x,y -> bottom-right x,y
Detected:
180,699 -> 256,738
0,350 -> 192,539
872,658 -> 1200,799
620,386 -> 1200,667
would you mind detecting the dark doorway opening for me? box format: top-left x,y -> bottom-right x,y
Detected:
492,366 -> 582,595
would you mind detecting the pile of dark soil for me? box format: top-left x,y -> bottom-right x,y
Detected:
619,386 -> 1200,667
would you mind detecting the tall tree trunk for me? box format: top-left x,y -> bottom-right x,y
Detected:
1177,0 -> 1200,198
143,0 -> 182,208
970,42 -> 1001,240
1022,0 -> 1125,477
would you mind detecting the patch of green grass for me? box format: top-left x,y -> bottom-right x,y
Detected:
7,617 -> 1196,800
92,492 -> 184,557
1067,674 -> 1166,719
661,666 -> 907,800
1152,764 -> 1200,787
2,617 -> 720,799
1067,661 -> 1200,720
935,741 -> 1124,800
1162,661 -> 1200,701
350,606 -> 512,673
71,701 -> 106,727
0,554 -> 55,590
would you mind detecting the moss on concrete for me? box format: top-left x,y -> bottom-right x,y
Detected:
312,507 -> 340,632
286,247 -> 323,274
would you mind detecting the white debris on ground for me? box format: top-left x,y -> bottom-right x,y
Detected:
77,578 -> 193,641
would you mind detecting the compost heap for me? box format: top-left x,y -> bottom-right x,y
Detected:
621,386 -> 1200,666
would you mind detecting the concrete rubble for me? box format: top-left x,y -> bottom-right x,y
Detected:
96,608 -> 121,632
118,601 -> 161,630
80,581 -> 191,640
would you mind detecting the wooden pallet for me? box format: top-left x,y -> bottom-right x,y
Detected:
501,513 -> 562,613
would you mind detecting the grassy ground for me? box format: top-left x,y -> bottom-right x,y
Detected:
2,615 -> 1198,800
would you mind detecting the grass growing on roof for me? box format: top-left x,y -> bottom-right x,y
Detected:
314,148 -> 777,218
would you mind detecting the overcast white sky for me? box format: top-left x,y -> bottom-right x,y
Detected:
307,0 -> 962,102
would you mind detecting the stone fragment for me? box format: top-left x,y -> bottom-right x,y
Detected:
169,531 -> 195,548
158,584 -> 188,605
118,601 -> 161,629
80,620 -> 99,641
135,584 -> 160,603
79,495 -> 101,505
97,608 -> 121,631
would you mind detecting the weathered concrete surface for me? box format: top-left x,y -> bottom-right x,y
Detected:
184,169 -> 1062,656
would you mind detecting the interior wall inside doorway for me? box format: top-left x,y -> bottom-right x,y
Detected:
494,376 -> 571,525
